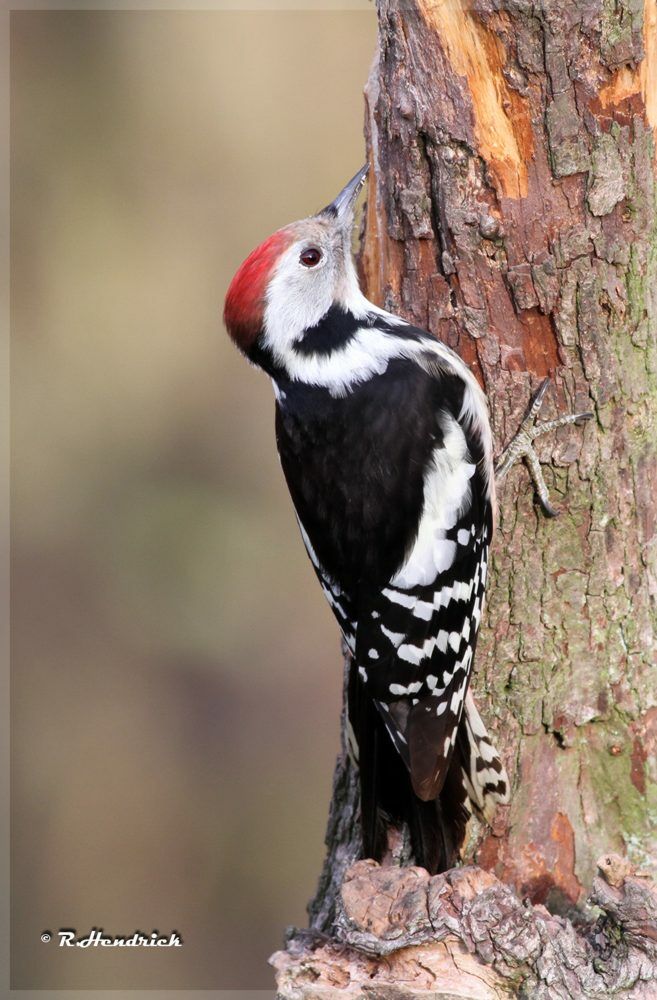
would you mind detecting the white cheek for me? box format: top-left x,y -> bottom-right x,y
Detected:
263,249 -> 335,358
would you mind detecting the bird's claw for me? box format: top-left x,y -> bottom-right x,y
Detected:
494,377 -> 593,518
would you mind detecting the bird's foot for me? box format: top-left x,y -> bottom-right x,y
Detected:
494,378 -> 593,518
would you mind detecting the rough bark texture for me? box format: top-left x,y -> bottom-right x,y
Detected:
274,854 -> 657,998
305,659 -> 362,936
359,0 -> 657,910
275,0 -> 657,995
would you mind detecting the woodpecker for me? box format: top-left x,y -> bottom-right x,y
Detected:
223,165 -> 511,873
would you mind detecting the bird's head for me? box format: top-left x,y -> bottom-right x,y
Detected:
223,165 -> 370,372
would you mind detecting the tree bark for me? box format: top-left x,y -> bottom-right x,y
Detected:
274,854 -> 657,998
275,0 -> 657,994
361,0 -> 657,911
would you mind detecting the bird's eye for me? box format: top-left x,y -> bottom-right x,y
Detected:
300,247 -> 322,268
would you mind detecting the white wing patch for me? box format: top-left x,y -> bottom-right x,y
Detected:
392,413 -> 476,589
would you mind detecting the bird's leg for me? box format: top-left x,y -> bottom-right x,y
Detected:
494,377 -> 593,518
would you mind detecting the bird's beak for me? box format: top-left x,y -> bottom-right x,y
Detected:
318,164 -> 369,224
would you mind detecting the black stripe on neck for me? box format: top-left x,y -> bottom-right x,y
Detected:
247,337 -> 288,380
293,304 -> 361,356
293,305 -> 427,357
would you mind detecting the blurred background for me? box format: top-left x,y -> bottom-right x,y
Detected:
11,8 -> 375,989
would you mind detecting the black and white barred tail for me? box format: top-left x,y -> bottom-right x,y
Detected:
348,663 -> 509,873
458,691 -> 510,824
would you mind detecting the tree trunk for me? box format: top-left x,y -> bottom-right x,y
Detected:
274,0 -> 657,994
359,0 -> 657,912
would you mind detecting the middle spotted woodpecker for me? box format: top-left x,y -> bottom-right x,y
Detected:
223,165 -> 589,873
